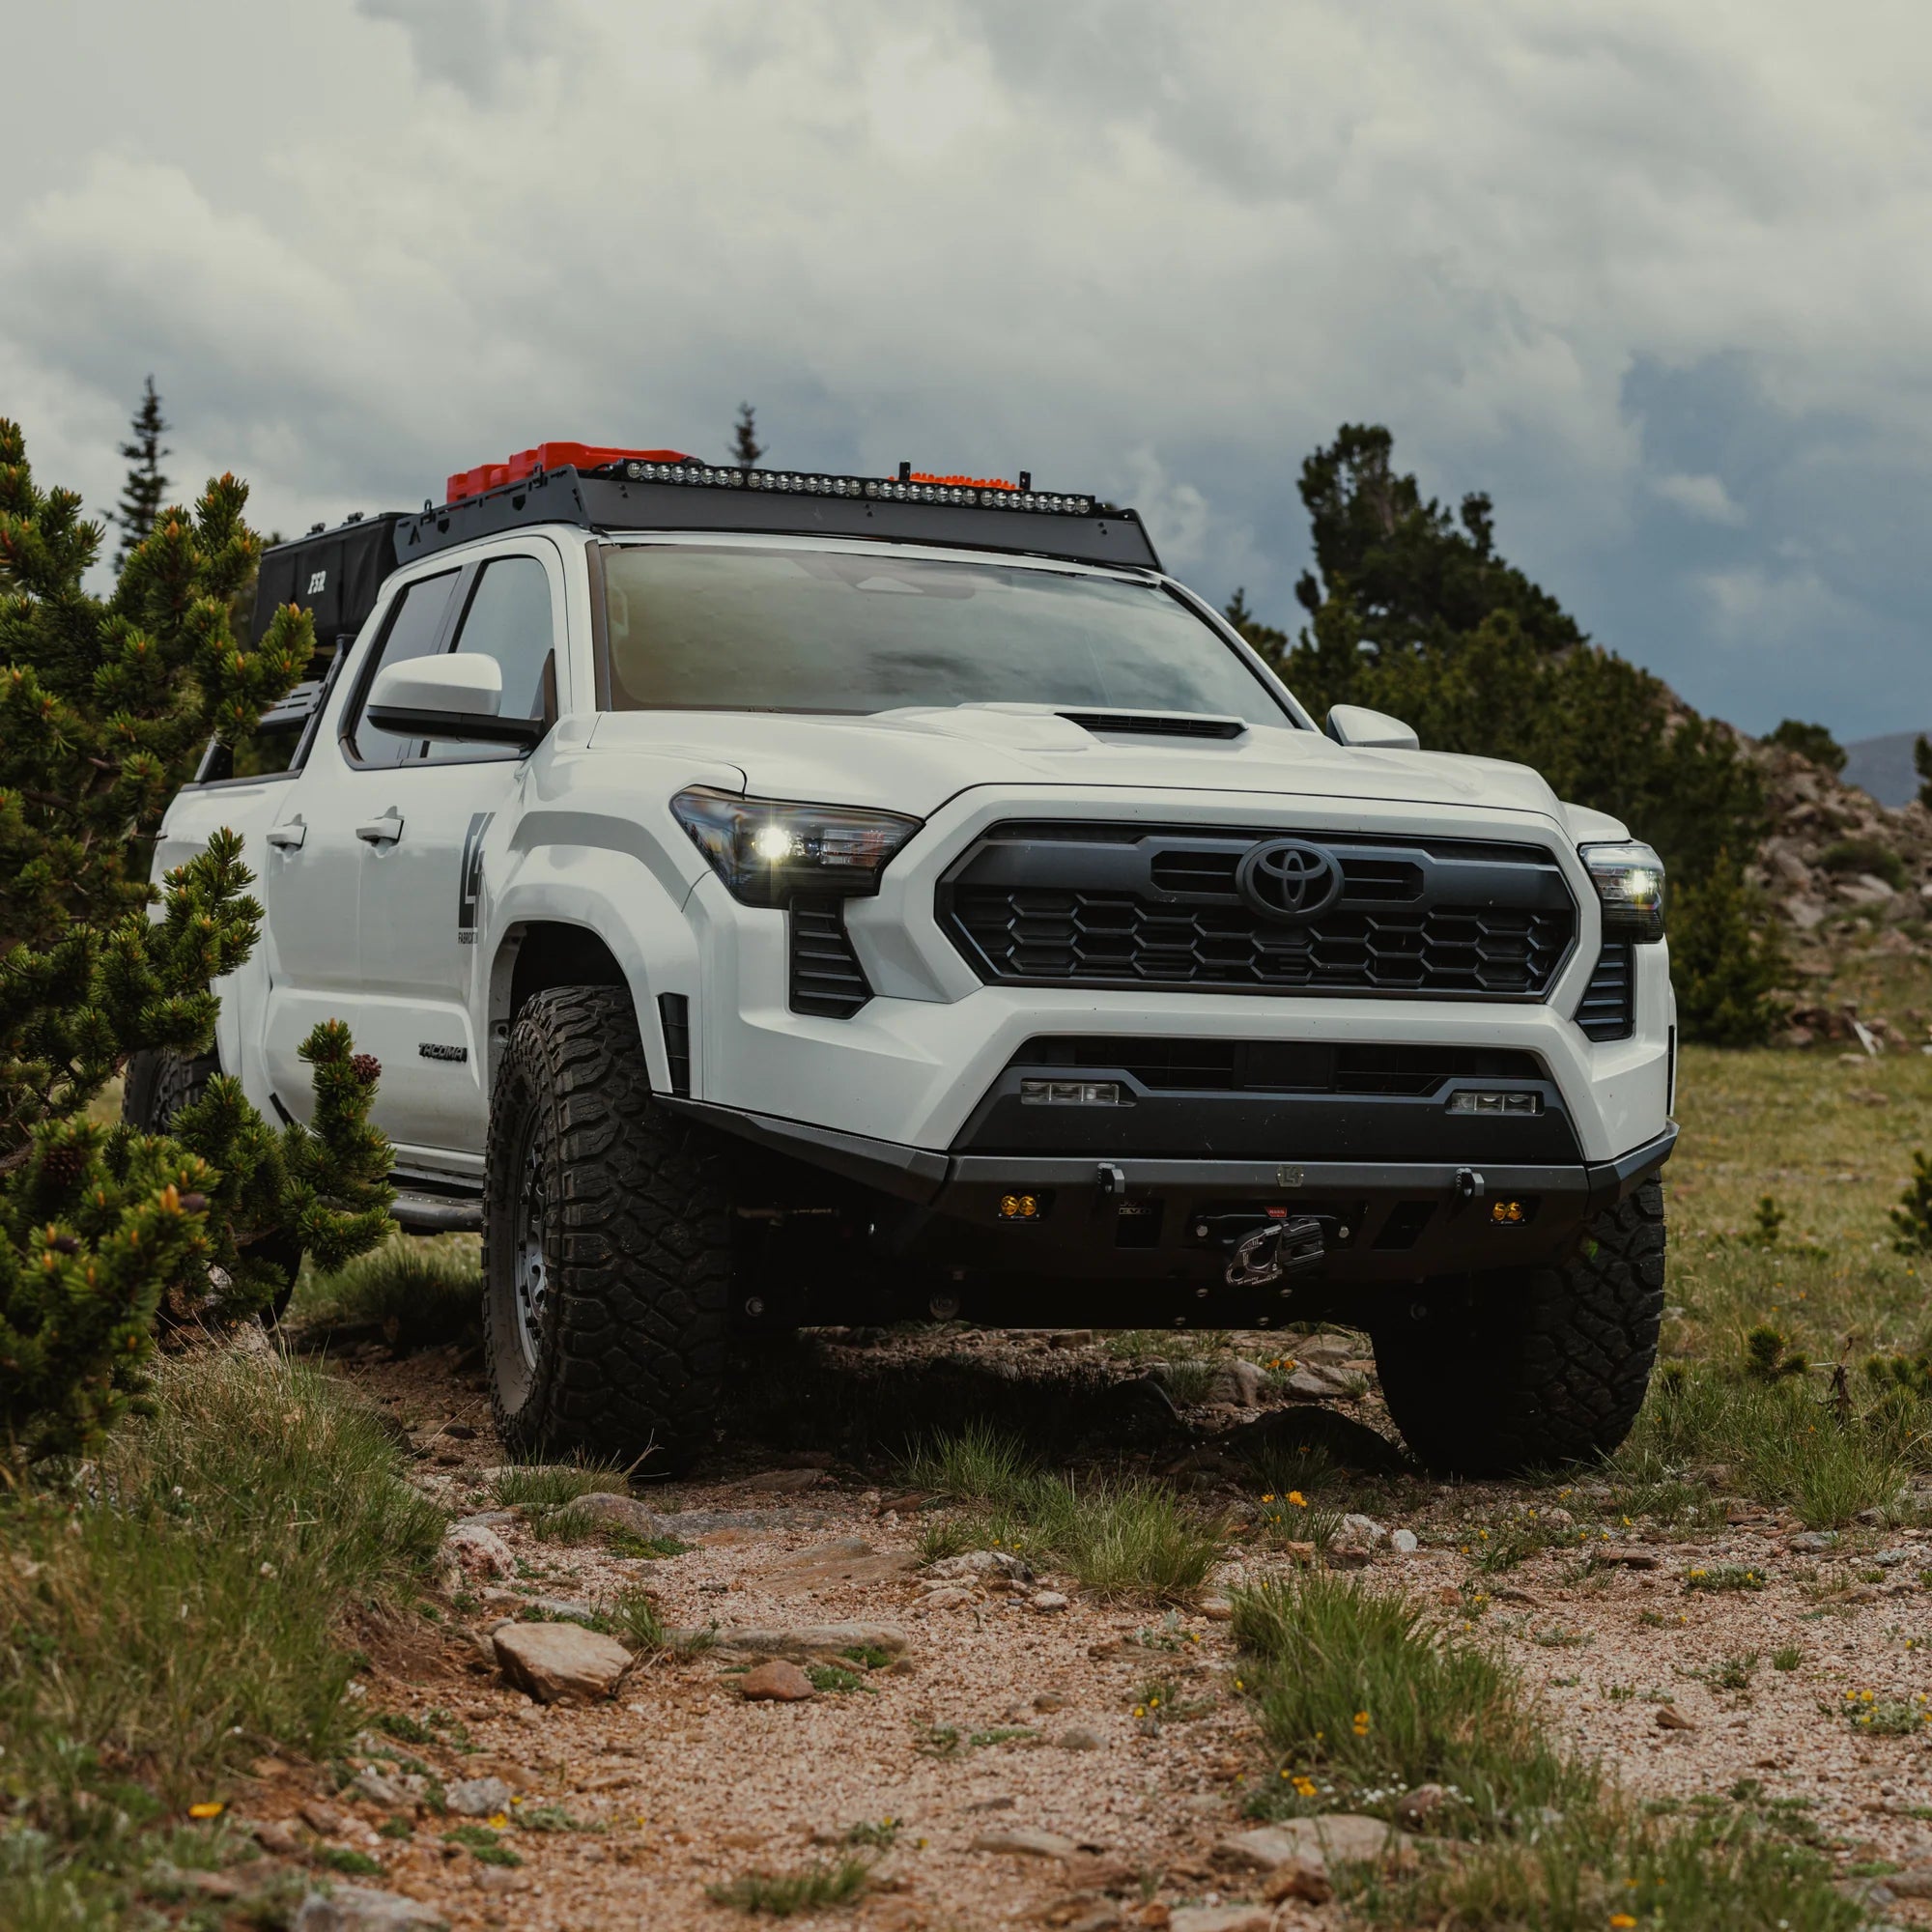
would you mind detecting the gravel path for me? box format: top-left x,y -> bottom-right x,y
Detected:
250,1327 -> 1932,1930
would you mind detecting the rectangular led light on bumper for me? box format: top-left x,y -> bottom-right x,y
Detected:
1447,1091 -> 1544,1116
1020,1079 -> 1126,1107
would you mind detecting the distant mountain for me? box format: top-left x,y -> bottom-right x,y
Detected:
1842,730 -> 1928,808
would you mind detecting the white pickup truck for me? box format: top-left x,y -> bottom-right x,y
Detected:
142,442 -> 1676,1474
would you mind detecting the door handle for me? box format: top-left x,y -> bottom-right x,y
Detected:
355,812 -> 405,845
265,823 -> 306,850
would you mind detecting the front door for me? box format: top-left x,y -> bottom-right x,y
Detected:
353,547 -> 565,1159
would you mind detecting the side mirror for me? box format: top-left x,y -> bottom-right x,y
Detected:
1325,703 -> 1419,752
366,653 -> 547,750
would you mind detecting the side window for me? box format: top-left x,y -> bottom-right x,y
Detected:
347,570 -> 460,766
424,556 -> 555,763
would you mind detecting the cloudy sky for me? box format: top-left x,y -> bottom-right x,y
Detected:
6,0 -> 1931,740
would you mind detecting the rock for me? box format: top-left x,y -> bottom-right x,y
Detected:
1219,1815 -> 1399,1868
351,1769 -> 412,1808
1279,1363 -> 1356,1399
743,1467 -> 826,1492
1056,1727 -> 1105,1751
299,1800 -> 349,1835
1887,1863 -> 1932,1897
1395,1783 -> 1446,1831
972,1826 -> 1078,1859
1035,1691 -> 1068,1713
1326,1546 -> 1371,1569
1872,1548 -> 1912,1568
569,1492 -> 666,1539
738,1661 -> 815,1701
1339,1513 -> 1386,1546
1856,1506 -> 1888,1525
1032,1590 -> 1071,1613
492,1622 -> 632,1703
929,1548 -> 1036,1585
1654,1706 -> 1696,1731
1389,1528 -> 1419,1554
454,1510 -> 517,1530
442,1523 -> 514,1580
1171,1908 -> 1272,1932
1263,1857 -> 1334,1903
705,1621 -> 909,1662
252,1818 -> 300,1854
919,1586 -> 979,1609
1594,1548 -> 1660,1569
1205,1360 -> 1267,1406
523,1597 -> 600,1624
1200,1594 -> 1234,1620
293,1887 -> 443,1930
444,1776 -> 513,1818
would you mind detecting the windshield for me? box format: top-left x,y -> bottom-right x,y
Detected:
600,544 -> 1295,725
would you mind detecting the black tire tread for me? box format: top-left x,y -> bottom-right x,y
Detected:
484,985 -> 730,1470
1372,1179 -> 1666,1475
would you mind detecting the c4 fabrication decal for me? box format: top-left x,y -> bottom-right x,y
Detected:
458,810 -> 494,945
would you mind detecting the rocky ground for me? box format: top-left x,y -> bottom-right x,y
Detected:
213,1316 -> 1932,1932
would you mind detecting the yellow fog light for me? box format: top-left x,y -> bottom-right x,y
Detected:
998,1193 -> 1041,1221
1491,1199 -> 1525,1225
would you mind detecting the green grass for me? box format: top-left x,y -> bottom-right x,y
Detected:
901,1422 -> 1221,1602
1233,1568 -> 1861,1931
0,1352 -> 444,1926
1233,1570 -> 1589,1830
706,1858 -> 872,1916
491,1460 -> 631,1512
288,1231 -> 481,1350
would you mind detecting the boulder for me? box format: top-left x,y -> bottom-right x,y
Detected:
1219,1814 -> 1401,1868
444,1776 -> 513,1818
292,1887 -> 443,1931
738,1661 -> 815,1701
492,1621 -> 631,1703
703,1621 -> 909,1662
568,1492 -> 665,1539
1172,1909 -> 1273,1932
928,1548 -> 1035,1585
971,1826 -> 1078,1859
442,1523 -> 514,1580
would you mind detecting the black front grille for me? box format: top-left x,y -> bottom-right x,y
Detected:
789,898 -> 870,1017
1013,1037 -> 1547,1096
1575,940 -> 1635,1041
939,822 -> 1577,999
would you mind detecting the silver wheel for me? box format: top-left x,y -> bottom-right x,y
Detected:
513,1121 -> 550,1371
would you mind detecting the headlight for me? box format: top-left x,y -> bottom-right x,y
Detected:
670,787 -> 923,907
1579,839 -> 1665,942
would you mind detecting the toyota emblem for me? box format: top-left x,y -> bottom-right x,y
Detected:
1236,838 -> 1344,923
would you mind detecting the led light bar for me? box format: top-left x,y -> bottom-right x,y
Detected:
606,458 -> 1095,517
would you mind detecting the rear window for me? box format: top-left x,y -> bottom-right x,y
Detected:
601,545 -> 1292,725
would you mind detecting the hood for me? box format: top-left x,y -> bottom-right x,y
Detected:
586,705 -> 1567,825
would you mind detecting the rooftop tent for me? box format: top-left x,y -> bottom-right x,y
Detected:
251,512 -> 407,655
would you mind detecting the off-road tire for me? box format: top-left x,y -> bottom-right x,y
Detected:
122,1046 -> 303,1319
484,984 -> 730,1472
1370,1179 -> 1666,1476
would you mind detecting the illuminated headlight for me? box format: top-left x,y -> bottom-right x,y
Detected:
1448,1091 -> 1544,1115
1020,1079 -> 1125,1107
1579,840 -> 1666,942
670,787 -> 922,908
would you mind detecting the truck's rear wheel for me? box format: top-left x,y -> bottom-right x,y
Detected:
122,1047 -> 304,1319
484,984 -> 730,1472
1370,1179 -> 1666,1476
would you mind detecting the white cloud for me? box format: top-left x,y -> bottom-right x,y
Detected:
1652,471 -> 1747,525
4,0 -> 1932,731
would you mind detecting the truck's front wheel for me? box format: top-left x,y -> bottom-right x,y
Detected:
1370,1179 -> 1666,1476
484,985 -> 730,1472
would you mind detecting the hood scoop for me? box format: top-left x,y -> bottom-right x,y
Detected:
1058,708 -> 1248,742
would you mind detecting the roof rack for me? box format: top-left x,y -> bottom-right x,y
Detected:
393,461 -> 1161,572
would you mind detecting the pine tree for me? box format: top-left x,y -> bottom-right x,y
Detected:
731,403 -> 764,469
1668,852 -> 1785,1046
115,376 -> 171,569
1915,734 -> 1932,810
0,419 -> 392,1463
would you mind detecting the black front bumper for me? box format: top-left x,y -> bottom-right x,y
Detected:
665,1094 -> 1677,1289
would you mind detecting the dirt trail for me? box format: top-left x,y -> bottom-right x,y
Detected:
257,1327 -> 1932,1930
